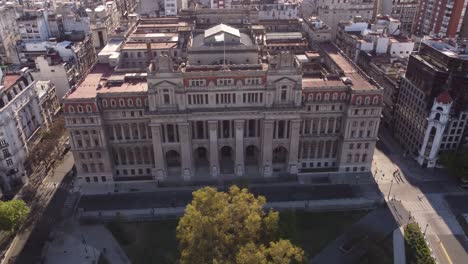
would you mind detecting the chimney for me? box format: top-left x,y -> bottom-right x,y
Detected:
147,41 -> 153,65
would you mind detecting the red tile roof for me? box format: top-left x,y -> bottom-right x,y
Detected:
436,91 -> 453,104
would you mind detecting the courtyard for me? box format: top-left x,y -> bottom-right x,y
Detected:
105,210 -> 393,263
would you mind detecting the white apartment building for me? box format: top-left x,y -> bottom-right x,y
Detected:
17,9 -> 50,42
336,16 -> 415,62
0,68 -> 44,192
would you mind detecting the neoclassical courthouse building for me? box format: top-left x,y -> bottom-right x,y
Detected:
63,16 -> 383,185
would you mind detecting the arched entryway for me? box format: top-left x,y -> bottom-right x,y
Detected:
220,146 -> 234,174
165,150 -> 181,177
194,147 -> 209,179
272,146 -> 288,172
245,145 -> 260,177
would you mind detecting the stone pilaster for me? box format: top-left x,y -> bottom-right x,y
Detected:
208,121 -> 219,178
261,120 -> 274,177
288,119 -> 301,174
150,123 -> 166,180
178,122 -> 193,181
234,120 -> 245,177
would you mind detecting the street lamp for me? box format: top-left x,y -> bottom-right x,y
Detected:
424,223 -> 430,236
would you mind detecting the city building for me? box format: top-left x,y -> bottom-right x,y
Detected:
412,0 -> 468,38
380,0 -> 418,35
35,80 -> 60,129
304,0 -> 377,39
336,16 -> 415,62
394,39 -> 468,167
0,68 -> 44,192
17,8 -> 50,42
231,0 -> 301,20
0,2 -> 21,64
31,36 -> 97,101
63,19 -> 383,189
302,16 -> 333,44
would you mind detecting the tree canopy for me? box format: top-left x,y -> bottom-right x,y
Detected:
176,186 -> 304,264
0,199 -> 30,232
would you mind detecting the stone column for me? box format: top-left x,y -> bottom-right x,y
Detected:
261,120 -> 274,177
208,121 -> 219,178
234,120 -> 245,177
288,119 -> 301,174
150,123 -> 166,180
137,123 -> 141,139
178,122 -> 193,181
112,125 -> 117,140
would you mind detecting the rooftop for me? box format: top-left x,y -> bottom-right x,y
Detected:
204,24 -> 241,38
2,74 -> 22,89
121,42 -> 178,50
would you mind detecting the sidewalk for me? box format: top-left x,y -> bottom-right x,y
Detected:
44,222 -> 130,264
393,227 -> 406,264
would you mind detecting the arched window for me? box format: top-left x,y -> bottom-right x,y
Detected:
86,105 -> 92,113
119,99 -> 125,107
372,96 -> 379,105
308,93 -> 314,101
316,93 -> 322,101
77,105 -> 83,113
340,93 -> 346,101
324,93 -> 330,101
102,99 -> 108,108
111,99 -> 116,107
68,105 -> 75,113
434,113 -> 441,121
136,98 -> 142,107
364,96 -> 370,105
356,97 -> 362,105
332,93 -> 338,101
127,99 -> 133,106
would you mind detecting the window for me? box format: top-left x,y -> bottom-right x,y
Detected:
127,99 -> 133,106
6,159 -> 13,166
136,98 -> 142,107
372,96 -> 379,105
119,99 -> 125,107
163,89 -> 171,104
68,106 -> 75,113
77,105 -> 83,113
102,100 -> 108,108
364,96 -> 370,105
111,99 -> 116,107
356,97 -> 362,105
280,86 -> 288,101
86,105 -> 92,113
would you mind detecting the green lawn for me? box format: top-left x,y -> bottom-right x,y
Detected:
107,210 -> 369,263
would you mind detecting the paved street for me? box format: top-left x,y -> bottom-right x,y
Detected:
79,184 -> 358,211
1,152 -> 75,264
373,131 -> 468,264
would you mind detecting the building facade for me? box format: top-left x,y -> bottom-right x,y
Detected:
412,0 -> 468,37
0,68 -> 44,192
394,40 -> 468,167
0,2 -> 21,64
63,22 -> 382,187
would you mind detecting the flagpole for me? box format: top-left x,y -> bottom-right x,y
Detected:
223,33 -> 226,69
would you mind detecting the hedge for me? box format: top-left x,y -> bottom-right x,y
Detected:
404,223 -> 436,264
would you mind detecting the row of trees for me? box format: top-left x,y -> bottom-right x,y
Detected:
404,223 -> 435,264
176,186 -> 305,264
27,117 -> 66,170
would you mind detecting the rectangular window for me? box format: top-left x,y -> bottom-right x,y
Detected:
6,159 -> 13,166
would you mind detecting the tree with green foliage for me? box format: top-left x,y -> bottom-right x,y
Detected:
176,186 -> 304,264
0,199 -> 30,232
404,223 -> 435,264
